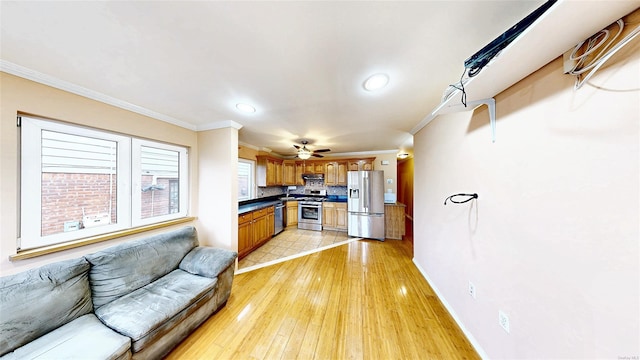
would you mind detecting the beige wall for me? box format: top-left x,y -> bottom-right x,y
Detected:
371,152 -> 398,196
413,47 -> 639,358
197,128 -> 239,251
0,72 -> 199,275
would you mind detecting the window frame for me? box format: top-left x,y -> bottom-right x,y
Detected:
238,159 -> 255,201
131,138 -> 189,227
19,115 -> 189,251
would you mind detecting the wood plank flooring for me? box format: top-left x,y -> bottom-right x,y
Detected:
165,239 -> 479,359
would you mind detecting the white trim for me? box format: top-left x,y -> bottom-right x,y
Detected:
238,142 -> 260,151
1,60 -> 197,131
132,139 -> 189,227
196,120 -> 243,131
412,258 -> 489,360
319,149 -> 399,157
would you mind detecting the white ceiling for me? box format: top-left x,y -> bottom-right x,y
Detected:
0,0 -> 546,158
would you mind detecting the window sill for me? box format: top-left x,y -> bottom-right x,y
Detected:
10,217 -> 197,261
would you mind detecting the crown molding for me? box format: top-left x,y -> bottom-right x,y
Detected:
196,120 -> 243,132
1,60 -> 198,131
238,141 -> 260,150
331,149 -> 399,157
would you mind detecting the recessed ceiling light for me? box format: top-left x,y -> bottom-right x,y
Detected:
236,103 -> 256,113
363,73 -> 389,91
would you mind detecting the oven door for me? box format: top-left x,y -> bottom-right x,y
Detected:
298,202 -> 323,230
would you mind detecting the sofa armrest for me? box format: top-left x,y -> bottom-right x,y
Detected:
179,247 -> 238,278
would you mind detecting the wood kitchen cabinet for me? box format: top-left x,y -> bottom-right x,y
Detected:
348,158 -> 374,171
304,161 -> 316,174
257,156 -> 375,188
323,202 -> 347,231
238,206 -> 274,259
285,200 -> 298,227
283,160 -> 296,185
275,162 -> 283,186
325,161 -> 348,185
238,213 -> 253,259
335,202 -> 347,230
257,155 -> 283,186
384,203 -> 406,240
295,162 -> 305,185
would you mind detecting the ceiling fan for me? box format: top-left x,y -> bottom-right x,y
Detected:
294,140 -> 330,159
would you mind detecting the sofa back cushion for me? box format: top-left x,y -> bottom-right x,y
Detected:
0,257 -> 93,356
85,226 -> 198,308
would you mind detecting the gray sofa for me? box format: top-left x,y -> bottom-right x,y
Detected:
0,226 -> 237,360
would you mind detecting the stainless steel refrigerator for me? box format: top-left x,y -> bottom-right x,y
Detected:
347,170 -> 385,240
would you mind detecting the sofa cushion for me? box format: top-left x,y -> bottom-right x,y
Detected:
0,258 -> 93,356
179,247 -> 238,278
85,226 -> 199,308
0,314 -> 130,360
95,269 -> 217,351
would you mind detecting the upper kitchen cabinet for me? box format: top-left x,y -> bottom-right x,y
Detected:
325,161 -> 348,186
283,160 -> 296,186
348,158 -> 374,171
303,161 -> 324,174
256,155 -> 283,187
295,162 -> 305,185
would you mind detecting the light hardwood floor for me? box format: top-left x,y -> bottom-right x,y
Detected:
166,239 -> 479,359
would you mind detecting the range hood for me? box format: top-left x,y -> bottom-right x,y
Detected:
302,173 -> 324,181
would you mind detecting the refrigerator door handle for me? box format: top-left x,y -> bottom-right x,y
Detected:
363,176 -> 369,210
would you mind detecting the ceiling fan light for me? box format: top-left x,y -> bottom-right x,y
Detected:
298,149 -> 312,160
363,73 -> 389,91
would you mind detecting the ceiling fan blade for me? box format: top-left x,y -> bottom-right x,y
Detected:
313,148 -> 331,153
312,153 -> 324,158
293,144 -> 301,149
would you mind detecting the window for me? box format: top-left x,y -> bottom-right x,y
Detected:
20,116 -> 189,250
238,159 -> 255,201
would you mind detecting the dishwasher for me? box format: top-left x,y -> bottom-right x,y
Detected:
273,202 -> 285,235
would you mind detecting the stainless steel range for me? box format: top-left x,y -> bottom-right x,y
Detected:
297,189 -> 326,231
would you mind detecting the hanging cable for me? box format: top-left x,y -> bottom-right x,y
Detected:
444,193 -> 478,205
445,68 -> 469,107
568,19 -> 640,90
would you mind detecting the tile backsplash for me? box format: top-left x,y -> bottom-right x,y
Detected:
257,181 -> 347,198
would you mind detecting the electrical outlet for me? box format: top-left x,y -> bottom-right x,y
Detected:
468,281 -> 476,299
499,310 -> 510,334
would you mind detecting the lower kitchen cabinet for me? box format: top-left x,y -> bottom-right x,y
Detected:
238,213 -> 253,258
323,202 -> 347,231
335,203 -> 347,230
384,203 -> 406,240
286,201 -> 298,227
238,206 -> 274,259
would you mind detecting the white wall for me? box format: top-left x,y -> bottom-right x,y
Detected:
413,48 -> 639,358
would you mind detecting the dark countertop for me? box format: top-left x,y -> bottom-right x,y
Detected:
326,195 -> 347,203
239,199 -> 282,215
238,194 -> 348,214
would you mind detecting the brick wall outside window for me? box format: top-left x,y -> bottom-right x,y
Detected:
41,173 -> 117,236
41,173 -> 177,236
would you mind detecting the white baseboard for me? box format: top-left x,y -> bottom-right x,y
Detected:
412,258 -> 489,360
